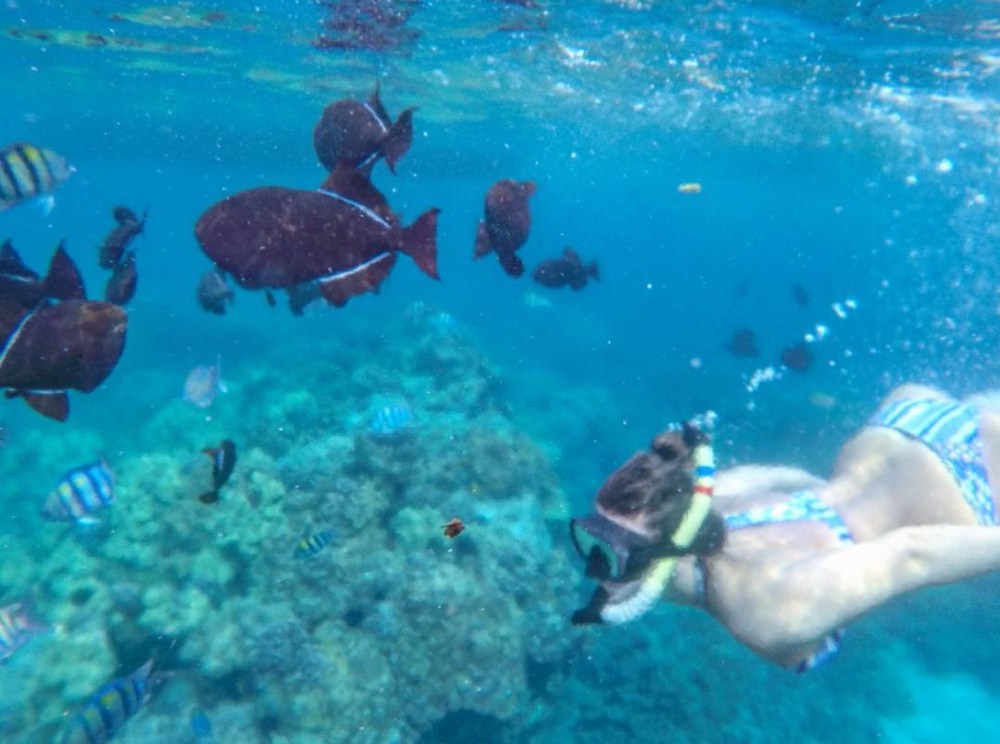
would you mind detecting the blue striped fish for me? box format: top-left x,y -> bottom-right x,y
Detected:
294,529 -> 335,559
0,601 -> 47,661
0,142 -> 73,214
368,402 -> 412,438
41,458 -> 115,525
61,661 -> 154,744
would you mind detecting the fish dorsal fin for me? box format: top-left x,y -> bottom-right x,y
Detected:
0,240 -> 39,280
320,165 -> 395,225
563,247 -> 581,264
43,241 -> 86,301
367,81 -> 390,125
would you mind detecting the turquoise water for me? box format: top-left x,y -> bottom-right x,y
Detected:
1,1 -> 998,741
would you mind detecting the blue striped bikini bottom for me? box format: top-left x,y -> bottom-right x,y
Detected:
869,397 -> 997,526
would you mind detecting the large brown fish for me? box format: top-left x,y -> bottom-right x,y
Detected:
194,168 -> 439,309
474,179 -> 536,278
0,244 -> 126,421
313,84 -> 414,176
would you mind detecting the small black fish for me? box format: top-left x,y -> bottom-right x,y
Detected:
199,439 -> 237,504
532,248 -> 599,290
99,205 -> 145,269
780,342 -> 813,372
726,327 -> 759,358
104,250 -> 137,306
196,268 -> 234,315
791,282 -> 810,307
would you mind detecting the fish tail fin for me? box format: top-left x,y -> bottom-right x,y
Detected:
498,251 -> 524,277
473,221 -> 492,258
382,107 -> 415,173
589,261 -> 600,281
401,208 -> 440,280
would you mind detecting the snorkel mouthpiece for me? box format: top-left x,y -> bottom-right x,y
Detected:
597,428 -> 716,625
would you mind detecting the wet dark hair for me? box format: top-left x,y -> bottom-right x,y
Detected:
596,424 -> 724,556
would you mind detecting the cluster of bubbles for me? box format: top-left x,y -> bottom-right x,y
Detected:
744,298 -> 860,401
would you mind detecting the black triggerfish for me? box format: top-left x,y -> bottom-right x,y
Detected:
313,83 -> 414,176
199,439 -> 237,504
194,166 -> 439,309
532,248 -> 599,290
474,179 -> 536,277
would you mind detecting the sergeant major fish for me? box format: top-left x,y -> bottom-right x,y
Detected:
61,660 -> 155,744
40,457 -> 115,525
368,401 -> 412,438
0,601 -> 48,662
0,142 -> 74,215
294,529 -> 335,559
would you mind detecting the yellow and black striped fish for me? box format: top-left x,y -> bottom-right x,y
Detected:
0,142 -> 73,213
294,529 -> 335,559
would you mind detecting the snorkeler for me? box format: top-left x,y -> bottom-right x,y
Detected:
570,384 -> 1000,673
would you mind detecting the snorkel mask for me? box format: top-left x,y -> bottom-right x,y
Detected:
570,422 -> 717,625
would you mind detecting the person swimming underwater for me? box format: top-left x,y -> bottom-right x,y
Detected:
570,384 -> 1000,673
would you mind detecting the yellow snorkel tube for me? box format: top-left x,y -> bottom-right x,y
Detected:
599,437 -> 716,624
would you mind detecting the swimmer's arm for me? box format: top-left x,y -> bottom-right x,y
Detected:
770,526 -> 1000,646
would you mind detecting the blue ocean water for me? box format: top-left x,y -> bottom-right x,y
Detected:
0,1 -> 997,742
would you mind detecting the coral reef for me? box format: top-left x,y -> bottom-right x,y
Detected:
0,310 -> 582,742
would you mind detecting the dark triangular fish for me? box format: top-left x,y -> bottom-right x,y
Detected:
104,250 -> 138,306
99,205 -> 146,269
0,299 -> 127,421
726,327 -> 759,358
200,439 -> 236,504
474,179 -> 536,278
194,168 -> 439,310
313,82 -> 415,176
531,246 -> 599,290
781,341 -> 813,372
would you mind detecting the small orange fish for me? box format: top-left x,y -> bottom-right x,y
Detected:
442,518 -> 465,538
677,182 -> 702,194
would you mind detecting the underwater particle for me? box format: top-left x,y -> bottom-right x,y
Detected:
780,342 -> 813,372
809,391 -> 837,410
935,158 -> 953,173
442,517 -> 465,538
676,182 -> 702,194
293,529 -> 335,559
199,439 -> 237,505
0,142 -> 73,214
183,355 -> 226,409
474,178 -> 536,278
531,247 -> 599,291
726,327 -> 759,357
40,457 -> 115,525
98,205 -> 145,269
0,601 -> 48,661
61,660 -> 155,744
313,83 -> 414,176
